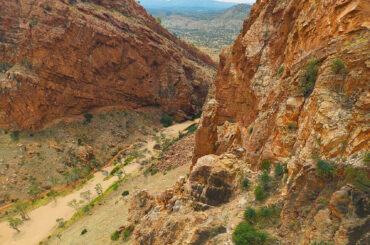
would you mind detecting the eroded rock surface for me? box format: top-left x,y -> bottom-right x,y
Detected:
0,0 -> 216,130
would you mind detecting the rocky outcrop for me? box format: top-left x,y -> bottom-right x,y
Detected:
129,0 -> 369,244
0,0 -> 216,131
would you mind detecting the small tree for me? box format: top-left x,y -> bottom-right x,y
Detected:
157,17 -> 162,24
95,183 -> 103,196
332,59 -> 348,74
80,190 -> 92,202
8,217 -> 23,232
67,199 -> 80,211
15,201 -> 30,220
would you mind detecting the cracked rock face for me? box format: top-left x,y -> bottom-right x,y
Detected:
0,0 -> 216,131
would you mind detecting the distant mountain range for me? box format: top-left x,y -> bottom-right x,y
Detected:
140,0 -> 238,11
148,4 -> 252,61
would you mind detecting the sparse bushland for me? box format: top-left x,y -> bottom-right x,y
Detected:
331,59 -> 348,75
316,159 -> 337,178
300,59 -> 319,97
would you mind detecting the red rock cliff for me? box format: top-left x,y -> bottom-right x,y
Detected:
195,0 -> 369,166
0,0 -> 216,130
127,0 -> 369,244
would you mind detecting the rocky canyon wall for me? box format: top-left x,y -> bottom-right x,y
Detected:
127,0 -> 369,244
0,0 -> 216,131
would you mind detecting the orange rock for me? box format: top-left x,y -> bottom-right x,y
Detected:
0,0 -> 216,131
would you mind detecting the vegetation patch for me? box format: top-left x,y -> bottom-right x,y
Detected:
300,59 -> 319,97
232,222 -> 268,245
160,114 -> 173,127
316,159 -> 337,178
260,160 -> 271,171
331,59 -> 348,75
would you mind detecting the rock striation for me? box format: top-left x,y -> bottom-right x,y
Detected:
128,0 -> 369,244
0,0 -> 216,131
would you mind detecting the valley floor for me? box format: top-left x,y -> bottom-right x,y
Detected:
0,120 -> 196,245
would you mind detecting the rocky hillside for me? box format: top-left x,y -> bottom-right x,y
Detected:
126,0 -> 370,244
0,0 -> 216,131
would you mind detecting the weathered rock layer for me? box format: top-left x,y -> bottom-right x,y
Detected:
0,0 -> 216,130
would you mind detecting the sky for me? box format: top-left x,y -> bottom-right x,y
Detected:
217,0 -> 256,3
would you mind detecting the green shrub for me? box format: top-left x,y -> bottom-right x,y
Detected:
232,222 -> 268,245
258,171 -> 270,190
10,131 -> 19,141
110,231 -> 120,241
316,159 -> 336,178
68,0 -> 77,4
122,190 -> 129,197
122,229 -> 132,242
274,162 -> 284,178
81,228 -> 87,235
244,207 -> 257,223
249,127 -> 253,134
241,178 -> 249,189
82,205 -> 90,213
260,160 -> 271,171
157,17 -> 162,24
254,185 -> 266,201
160,114 -> 173,127
84,113 -> 93,123
331,59 -> 348,74
150,168 -> 159,176
301,59 -> 319,97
